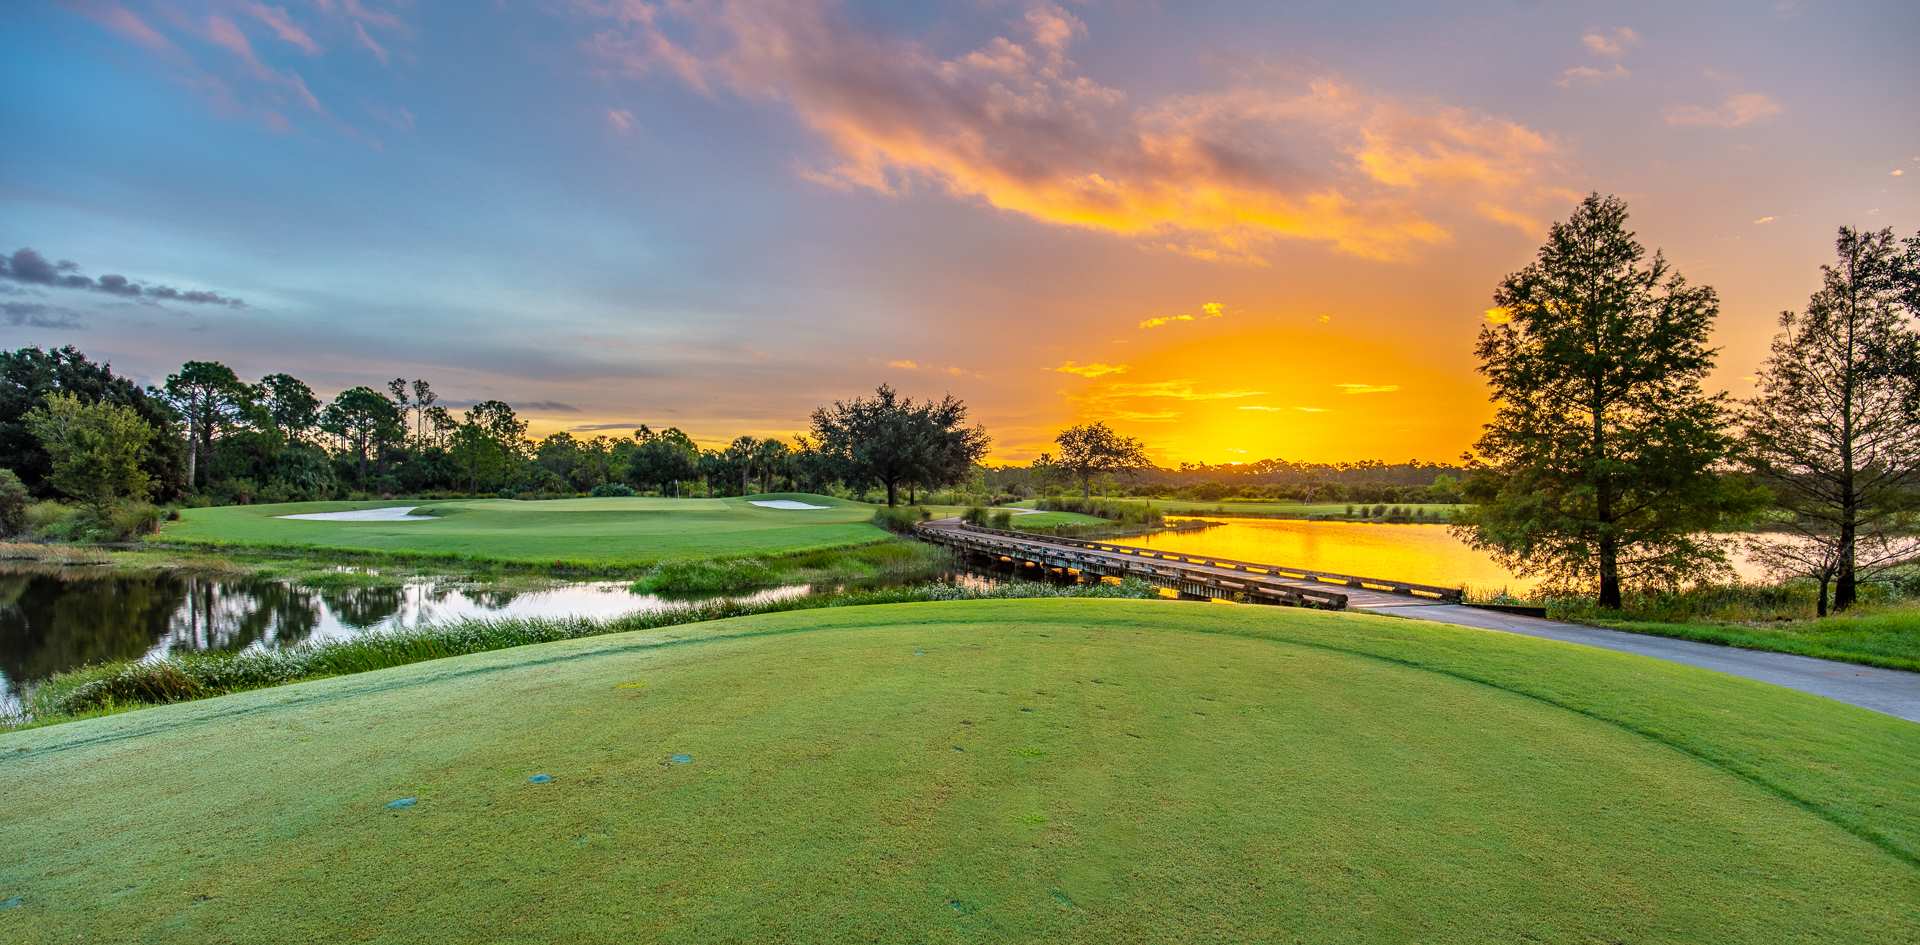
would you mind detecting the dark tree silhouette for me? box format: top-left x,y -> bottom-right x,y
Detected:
811,384 -> 987,506
1041,422 -> 1150,500
1743,227 -> 1920,614
1455,194 -> 1755,608
163,361 -> 251,490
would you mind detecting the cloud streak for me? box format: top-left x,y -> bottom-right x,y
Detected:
576,0 -> 1568,262
1142,301 -> 1227,329
66,0 -> 411,137
1558,63 -> 1629,87
0,248 -> 246,307
3,302 -> 86,329
1664,92 -> 1782,128
1581,27 -> 1639,58
1104,380 -> 1264,401
1054,361 -> 1129,378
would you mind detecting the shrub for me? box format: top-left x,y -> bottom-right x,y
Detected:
634,558 -> 778,595
0,470 -> 27,536
106,502 -> 165,540
213,478 -> 260,505
24,501 -> 89,542
988,510 -> 1014,529
589,482 -> 636,498
871,505 -> 930,534
962,506 -> 989,525
1034,496 -> 1164,528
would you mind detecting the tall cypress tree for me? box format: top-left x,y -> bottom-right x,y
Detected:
1743,227 -> 1920,614
1457,194 -> 1753,607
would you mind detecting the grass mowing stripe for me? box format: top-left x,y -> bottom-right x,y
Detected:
1153,617 -> 1920,870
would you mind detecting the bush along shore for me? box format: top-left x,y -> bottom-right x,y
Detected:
1465,576 -> 1920,673
14,577 -> 1162,727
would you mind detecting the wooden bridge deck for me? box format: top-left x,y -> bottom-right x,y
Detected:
916,521 -> 1465,611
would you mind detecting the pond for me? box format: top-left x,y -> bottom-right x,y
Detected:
0,566 -> 810,719
1124,517 -> 1777,597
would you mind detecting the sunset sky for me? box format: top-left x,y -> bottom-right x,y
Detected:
3,1 -> 1915,464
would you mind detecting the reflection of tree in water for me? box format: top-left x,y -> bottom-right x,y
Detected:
0,569 -> 186,689
169,576 -> 324,652
319,584 -> 405,629
464,586 -> 523,609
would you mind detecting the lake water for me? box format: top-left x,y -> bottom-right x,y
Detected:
1126,517 -> 1776,597
0,566 -> 809,719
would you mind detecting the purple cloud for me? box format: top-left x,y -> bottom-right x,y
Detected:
0,248 -> 246,308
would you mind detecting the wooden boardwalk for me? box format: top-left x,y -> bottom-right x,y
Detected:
916,521 -> 1464,610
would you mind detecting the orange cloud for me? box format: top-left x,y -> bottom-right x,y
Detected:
1337,383 -> 1400,395
887,359 -> 919,369
1140,301 -> 1228,329
1054,361 -> 1129,378
578,0 -> 1568,262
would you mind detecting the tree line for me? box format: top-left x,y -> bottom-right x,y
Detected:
1459,194 -> 1920,614
0,351 -> 991,512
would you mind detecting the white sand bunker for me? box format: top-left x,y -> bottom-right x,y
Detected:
750,500 -> 832,510
278,506 -> 432,522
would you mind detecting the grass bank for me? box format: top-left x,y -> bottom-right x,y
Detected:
1542,585 -> 1920,672
13,579 -> 1161,726
2,599 -> 1914,943
1466,577 -> 1920,672
629,540 -> 953,595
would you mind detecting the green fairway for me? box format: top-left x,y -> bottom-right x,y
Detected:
157,493 -> 889,567
3,600 -> 1915,943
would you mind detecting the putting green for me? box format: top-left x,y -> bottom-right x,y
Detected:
158,493 -> 888,566
3,600 -> 1916,943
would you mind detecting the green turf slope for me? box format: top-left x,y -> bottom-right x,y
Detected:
158,493 -> 887,567
3,599 -> 1917,943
